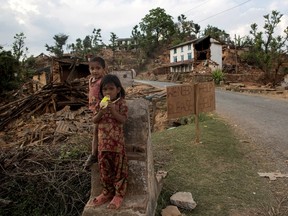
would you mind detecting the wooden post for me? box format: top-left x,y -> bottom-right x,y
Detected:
151,99 -> 157,132
194,83 -> 200,143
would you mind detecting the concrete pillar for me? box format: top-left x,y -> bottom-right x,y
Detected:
82,98 -> 162,216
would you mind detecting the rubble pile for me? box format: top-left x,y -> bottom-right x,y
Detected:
0,81 -> 167,151
0,79 -> 88,130
0,79 -> 92,215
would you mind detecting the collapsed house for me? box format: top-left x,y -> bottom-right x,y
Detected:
168,35 -> 222,73
32,54 -> 90,91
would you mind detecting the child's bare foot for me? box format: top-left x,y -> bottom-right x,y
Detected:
88,193 -> 113,207
107,195 -> 123,209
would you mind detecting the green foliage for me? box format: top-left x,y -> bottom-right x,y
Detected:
12,32 -> 28,61
68,38 -> 83,57
91,28 -> 103,50
139,7 -> 175,57
24,55 -> 36,69
67,28 -> 103,59
0,33 -> 37,93
212,69 -> 224,84
177,113 -> 210,126
131,25 -> 141,50
59,142 -> 86,160
0,49 -> 21,93
242,10 -> 288,84
140,7 -> 175,43
232,34 -> 252,48
109,32 -> 118,52
203,25 -> 230,42
45,33 -> 69,57
174,14 -> 200,41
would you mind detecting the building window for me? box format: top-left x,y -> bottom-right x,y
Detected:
188,53 -> 192,60
181,55 -> 184,61
188,44 -> 191,50
173,56 -> 177,62
181,47 -> 184,52
174,48 -> 177,54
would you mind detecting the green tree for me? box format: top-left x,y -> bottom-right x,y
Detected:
68,38 -> 84,57
12,32 -> 28,61
203,25 -> 230,42
175,14 -> 200,41
228,34 -> 252,73
140,7 -> 175,43
68,36 -> 92,59
68,28 -> 102,59
90,28 -> 103,54
242,10 -> 288,84
131,25 -> 145,67
131,25 -> 141,51
232,35 -> 252,48
0,48 -> 21,93
109,32 -> 118,52
109,32 -> 118,67
45,33 -> 69,57
83,35 -> 91,54
139,7 -> 175,56
22,54 -> 38,80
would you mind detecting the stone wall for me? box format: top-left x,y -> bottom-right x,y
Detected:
224,73 -> 264,83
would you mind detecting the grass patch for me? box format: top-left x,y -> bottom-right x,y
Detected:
152,113 -> 276,216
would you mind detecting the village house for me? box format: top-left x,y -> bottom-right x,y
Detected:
116,38 -> 136,51
169,35 -> 222,73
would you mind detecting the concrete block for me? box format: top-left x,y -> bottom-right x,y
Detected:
82,98 -> 162,216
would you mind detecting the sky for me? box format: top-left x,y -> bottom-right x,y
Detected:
0,0 -> 287,56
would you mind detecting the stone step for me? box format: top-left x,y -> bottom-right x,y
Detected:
82,194 -> 147,216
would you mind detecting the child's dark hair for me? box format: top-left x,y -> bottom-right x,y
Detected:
99,74 -> 125,99
89,56 -> 105,68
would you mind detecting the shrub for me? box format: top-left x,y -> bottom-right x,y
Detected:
212,69 -> 224,85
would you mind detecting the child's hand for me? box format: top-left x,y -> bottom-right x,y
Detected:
92,109 -> 105,123
106,101 -> 116,111
99,96 -> 110,109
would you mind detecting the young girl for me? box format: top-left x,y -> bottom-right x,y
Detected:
84,56 -> 107,170
90,74 -> 128,209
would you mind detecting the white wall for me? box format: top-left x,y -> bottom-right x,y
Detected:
210,41 -> 222,69
170,43 -> 194,63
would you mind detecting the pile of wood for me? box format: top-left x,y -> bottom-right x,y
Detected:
0,79 -> 88,130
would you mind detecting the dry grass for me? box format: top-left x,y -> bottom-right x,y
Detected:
0,134 -> 91,216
